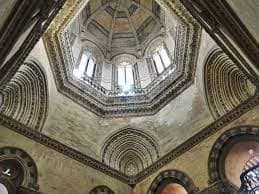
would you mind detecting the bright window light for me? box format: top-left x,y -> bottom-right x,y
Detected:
154,54 -> 164,74
118,66 -> 125,86
160,49 -> 171,67
125,65 -> 133,85
73,54 -> 88,78
86,58 -> 95,77
118,63 -> 135,95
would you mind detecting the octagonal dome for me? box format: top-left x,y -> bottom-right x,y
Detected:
80,0 -> 163,59
44,0 -> 201,117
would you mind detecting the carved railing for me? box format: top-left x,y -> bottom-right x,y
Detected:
198,180 -> 238,194
81,63 -> 175,97
73,25 -> 186,102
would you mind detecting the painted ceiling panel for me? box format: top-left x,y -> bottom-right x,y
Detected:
114,18 -> 131,33
131,8 -> 149,29
80,0 -> 162,58
141,0 -> 153,10
94,11 -> 113,31
90,0 -> 102,13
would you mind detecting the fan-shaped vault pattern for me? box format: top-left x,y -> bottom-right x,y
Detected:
81,0 -> 163,59
101,126 -> 160,176
204,48 -> 256,118
0,60 -> 48,131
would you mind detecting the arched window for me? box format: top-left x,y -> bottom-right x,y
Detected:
113,54 -> 138,96
74,53 -> 96,78
145,38 -> 173,78
153,47 -> 171,74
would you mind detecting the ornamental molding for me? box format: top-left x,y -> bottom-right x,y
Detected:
43,0 -> 201,117
101,126 -> 160,176
1,0 -> 259,187
1,91 -> 259,185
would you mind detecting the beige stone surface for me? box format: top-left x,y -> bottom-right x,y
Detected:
1,102 -> 258,194
26,30 -> 217,162
0,0 -> 17,30
0,125 -> 132,194
98,30 -> 216,155
133,104 -> 259,193
227,0 -> 259,44
29,40 -> 101,159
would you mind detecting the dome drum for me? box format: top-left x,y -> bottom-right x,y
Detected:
44,0 -> 201,117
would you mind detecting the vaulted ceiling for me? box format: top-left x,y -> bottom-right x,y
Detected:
1,0 -> 258,186
79,0 -> 163,59
45,0 -> 201,117
39,0 -> 256,180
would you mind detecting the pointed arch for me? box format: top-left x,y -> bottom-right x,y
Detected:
204,48 -> 255,118
101,126 -> 160,176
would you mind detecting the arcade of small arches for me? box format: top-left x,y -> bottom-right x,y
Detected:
46,0 -> 199,117
72,37 -> 174,97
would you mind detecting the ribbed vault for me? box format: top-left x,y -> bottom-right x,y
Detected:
81,0 -> 163,59
101,126 -> 160,176
0,60 -> 48,131
204,48 -> 256,118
